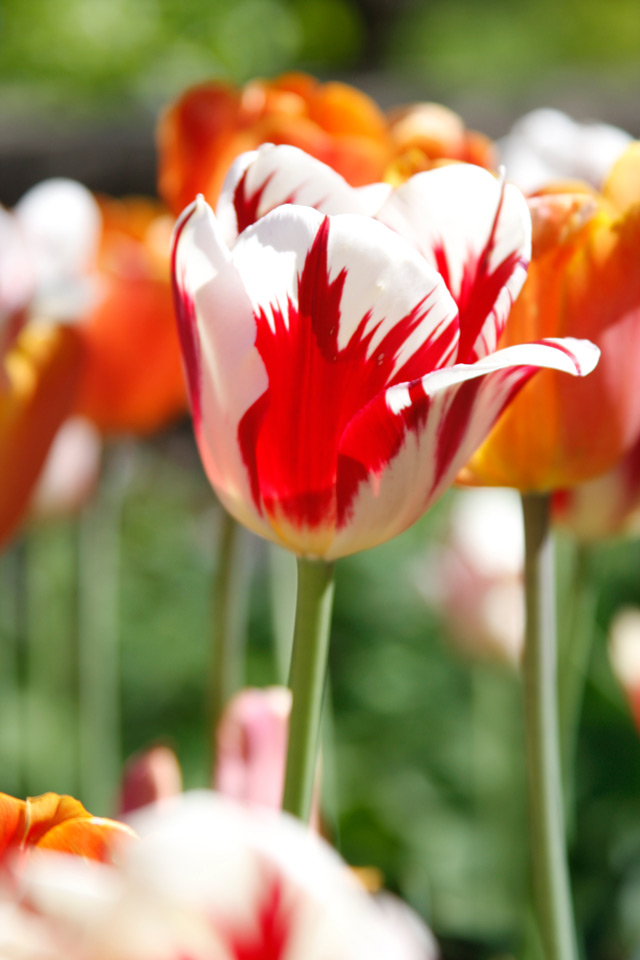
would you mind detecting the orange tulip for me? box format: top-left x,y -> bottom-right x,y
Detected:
0,792 -> 135,867
71,196 -> 187,435
461,144 -> 640,491
385,102 -> 496,183
0,324 -> 83,547
157,72 -> 392,215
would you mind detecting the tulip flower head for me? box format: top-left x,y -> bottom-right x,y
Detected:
609,608 -> 640,735
0,792 -> 135,870
417,488 -> 524,665
498,108 -> 633,194
463,141 -> 640,491
172,145 -> 598,559
158,72 -> 392,215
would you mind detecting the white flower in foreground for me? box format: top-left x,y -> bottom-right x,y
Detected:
11,792 -> 437,960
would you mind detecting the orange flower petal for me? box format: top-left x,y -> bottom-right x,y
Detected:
0,792 -> 136,866
603,141 -> 640,211
37,816 -> 136,864
0,795 -> 27,858
157,73 -> 392,214
71,197 -> 187,435
462,201 -> 640,490
0,324 -> 83,547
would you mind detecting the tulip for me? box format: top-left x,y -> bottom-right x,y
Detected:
119,745 -> 183,815
173,145 -> 598,560
214,686 -> 322,826
609,608 -> 640,734
0,792 -> 134,867
71,195 -> 187,434
0,201 -> 85,547
498,108 -> 633,194
173,145 -> 598,826
158,72 -> 391,216
0,323 -> 83,547
462,142 -> 640,491
30,416 -> 102,521
9,792 -> 437,960
13,179 -> 187,437
386,101 -> 496,182
416,488 -> 524,665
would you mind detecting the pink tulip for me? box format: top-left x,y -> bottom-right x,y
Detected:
215,687 -> 321,825
172,145 -> 598,558
119,745 -> 183,815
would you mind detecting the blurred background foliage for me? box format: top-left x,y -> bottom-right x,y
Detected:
2,1 -> 640,958
1,0 -> 640,113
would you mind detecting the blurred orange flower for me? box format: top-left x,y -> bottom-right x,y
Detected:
0,324 -> 82,547
0,792 -> 135,866
158,72 -> 392,216
461,144 -> 640,491
385,102 -> 496,183
71,196 -> 187,435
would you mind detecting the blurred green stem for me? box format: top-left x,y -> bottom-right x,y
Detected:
282,557 -> 335,822
558,542 -> 597,834
76,457 -> 123,813
210,509 -> 251,772
521,493 -> 578,960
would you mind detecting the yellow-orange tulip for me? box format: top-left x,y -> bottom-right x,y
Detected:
385,102 -> 496,183
0,791 -> 135,866
71,196 -> 187,435
0,324 -> 82,547
461,145 -> 640,491
157,72 -> 392,215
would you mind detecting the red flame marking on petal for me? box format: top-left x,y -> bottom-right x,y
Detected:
435,183 -> 524,364
171,205 -> 202,430
224,874 -> 292,960
237,216 -> 455,531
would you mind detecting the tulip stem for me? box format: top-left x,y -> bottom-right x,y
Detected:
521,492 -> 578,960
210,509 -> 252,771
559,542 -> 597,836
282,557 -> 335,822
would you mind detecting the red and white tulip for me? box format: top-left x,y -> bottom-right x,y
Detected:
172,145 -> 599,559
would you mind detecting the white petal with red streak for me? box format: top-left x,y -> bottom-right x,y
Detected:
230,204 -> 460,378
172,198 -> 274,541
376,163 -> 531,361
217,144 -> 390,245
328,338 -> 599,559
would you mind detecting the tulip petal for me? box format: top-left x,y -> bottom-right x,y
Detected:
329,338 -> 598,559
0,325 -> 83,548
0,795 -> 26,858
217,143 -> 391,244
37,817 -> 136,864
376,164 -> 531,364
14,179 -> 102,321
171,199 -> 274,541
226,204 -> 459,552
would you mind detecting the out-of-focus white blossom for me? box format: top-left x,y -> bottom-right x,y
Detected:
5,791 -> 437,960
609,608 -> 640,733
499,108 -> 633,193
416,488 -> 524,665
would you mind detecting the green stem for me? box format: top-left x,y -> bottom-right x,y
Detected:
210,509 -> 251,770
282,557 -> 335,822
76,477 -> 122,814
558,542 -> 597,836
521,493 -> 578,960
